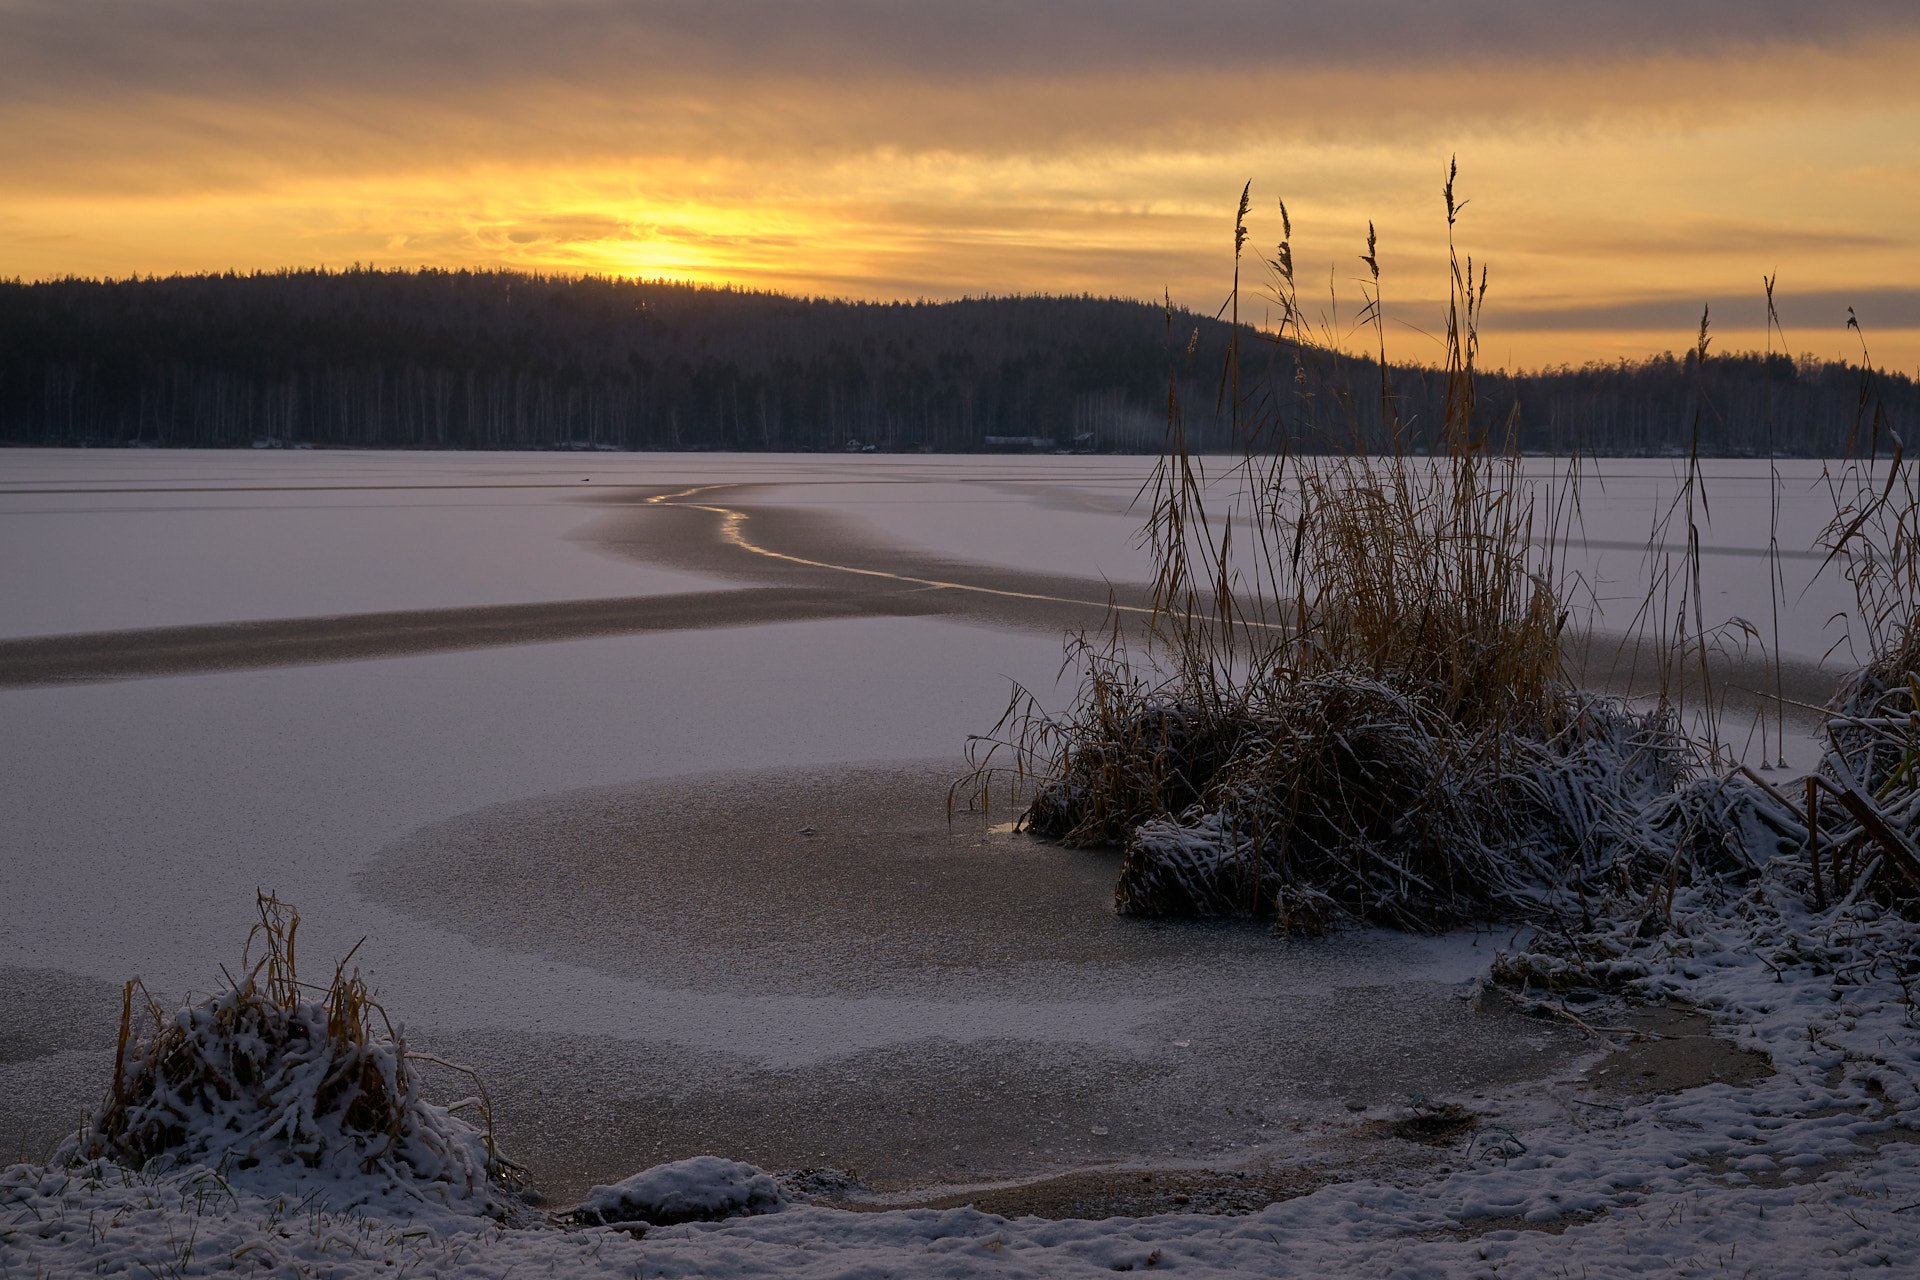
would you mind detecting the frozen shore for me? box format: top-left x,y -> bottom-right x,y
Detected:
2,762 -> 1597,1204
8,860 -> 1917,1276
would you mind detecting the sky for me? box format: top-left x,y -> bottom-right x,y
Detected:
4,0 -> 1918,371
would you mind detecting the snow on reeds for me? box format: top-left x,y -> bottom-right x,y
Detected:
61,894 -> 518,1206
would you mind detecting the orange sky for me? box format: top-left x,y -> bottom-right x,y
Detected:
5,1 -> 1919,371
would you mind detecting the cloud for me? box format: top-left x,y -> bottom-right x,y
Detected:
485,214 -> 632,248
4,2 -> 1917,368
1497,219 -> 1908,263
6,2 -> 1917,96
3,1 -> 1917,195
1493,287 -> 1920,334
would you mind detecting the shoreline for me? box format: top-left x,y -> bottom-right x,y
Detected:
11,758 -> 1751,1212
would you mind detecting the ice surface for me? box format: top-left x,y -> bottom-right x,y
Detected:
3,449 -> 1916,1273
749,468 -> 1155,583
0,449 -> 1866,1082
0,614 -> 1589,1197
1,450 -> 1873,664
0,617 -> 1069,998
0,619 -> 1523,1086
0,467 -> 722,640
724,456 -> 1867,663
1523,457 -> 1860,664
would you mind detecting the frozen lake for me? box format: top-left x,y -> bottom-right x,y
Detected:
0,449 -> 1868,659
0,448 -> 1882,1197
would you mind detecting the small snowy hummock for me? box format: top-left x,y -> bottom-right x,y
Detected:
576,1155 -> 788,1227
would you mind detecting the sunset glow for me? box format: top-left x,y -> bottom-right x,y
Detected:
5,0 -> 1919,369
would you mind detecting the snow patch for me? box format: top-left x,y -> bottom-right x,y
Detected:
576,1155 -> 788,1227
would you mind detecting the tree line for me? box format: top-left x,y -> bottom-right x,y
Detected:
1,268 -> 1911,456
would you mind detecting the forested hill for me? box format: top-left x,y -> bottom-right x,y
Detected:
2,269 -> 1912,456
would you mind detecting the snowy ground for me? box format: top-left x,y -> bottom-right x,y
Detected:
6,871 -> 1917,1275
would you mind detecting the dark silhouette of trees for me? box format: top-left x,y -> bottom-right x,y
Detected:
1,269 -> 1909,455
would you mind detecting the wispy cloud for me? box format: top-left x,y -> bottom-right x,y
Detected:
8,2 -> 1916,92
1496,288 -> 1920,334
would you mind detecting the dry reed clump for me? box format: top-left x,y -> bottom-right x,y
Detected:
1808,435 -> 1920,916
1109,675 -> 1481,930
1018,658 -> 1259,847
62,894 -> 514,1197
1083,677 -> 1771,934
1282,452 -> 1566,737
996,462 -> 1760,934
1812,673 -> 1920,915
994,413 -> 1747,932
970,162 -> 1783,934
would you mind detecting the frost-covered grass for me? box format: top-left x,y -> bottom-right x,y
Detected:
1804,444 -> 1920,918
1021,671 -> 1810,933
967,171 -> 1794,936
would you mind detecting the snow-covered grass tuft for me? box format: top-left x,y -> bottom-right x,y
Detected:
59,894 -> 518,1210
1089,678 -> 1799,933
